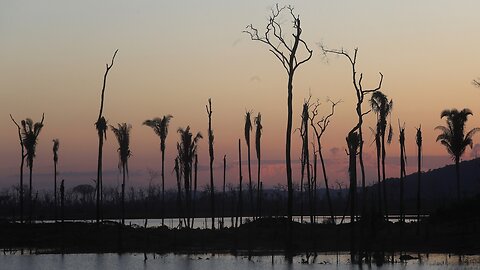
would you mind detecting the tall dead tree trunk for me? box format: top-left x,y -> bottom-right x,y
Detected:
206,98 -> 215,229
244,112 -> 254,220
310,99 -> 340,223
399,124 -> 406,223
321,47 -> 383,217
237,139 -> 243,226
254,113 -> 262,218
222,155 -> 226,227
95,49 -> 118,224
347,131 -> 360,263
10,115 -> 26,224
245,4 -> 313,226
416,126 -> 422,234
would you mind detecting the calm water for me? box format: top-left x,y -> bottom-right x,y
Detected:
37,215 -> 423,229
1,253 -> 479,270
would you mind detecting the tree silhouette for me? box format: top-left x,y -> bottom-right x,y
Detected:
300,101 -> 313,223
10,115 -> 26,223
416,126 -> 422,234
244,111 -> 254,219
254,113 -> 263,218
346,131 -> 360,261
177,126 -> 202,228
245,4 -> 313,225
192,154 -> 199,228
398,123 -> 406,223
110,123 -> 132,225
369,91 -> 392,218
95,49 -> 118,224
52,139 -> 60,222
310,99 -> 339,223
435,108 -> 479,200
21,114 -> 45,222
222,154 -> 226,227
174,157 -> 183,226
143,114 -> 173,226
60,179 -> 65,224
322,47 -> 383,218
206,99 -> 215,229
237,138 -> 243,226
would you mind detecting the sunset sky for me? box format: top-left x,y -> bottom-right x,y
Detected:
1,0 -> 480,192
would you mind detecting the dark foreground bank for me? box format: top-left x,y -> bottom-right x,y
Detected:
1,214 -> 480,255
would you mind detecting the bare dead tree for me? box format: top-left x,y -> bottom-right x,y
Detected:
206,98 -> 215,229
300,100 -> 313,223
95,49 -> 118,224
10,115 -> 26,223
399,122 -> 406,223
321,47 -> 383,216
309,99 -> 341,223
245,4 -> 313,225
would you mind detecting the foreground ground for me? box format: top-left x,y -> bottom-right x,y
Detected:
2,197 -> 480,255
1,215 -> 479,255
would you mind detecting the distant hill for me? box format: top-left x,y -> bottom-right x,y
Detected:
372,157 -> 480,211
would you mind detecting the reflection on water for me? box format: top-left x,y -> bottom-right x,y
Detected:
35,215 -> 424,229
1,253 -> 479,270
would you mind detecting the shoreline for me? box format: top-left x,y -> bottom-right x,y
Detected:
2,216 -> 480,256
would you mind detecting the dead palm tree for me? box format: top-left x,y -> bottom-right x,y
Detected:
95,49 -> 118,224
143,114 -> 173,226
435,108 -> 479,200
254,113 -> 262,218
21,114 -> 45,222
370,91 -> 393,218
177,126 -> 202,228
244,111 -> 254,219
10,115 -> 26,223
416,126 -> 422,234
110,123 -> 132,226
52,139 -> 60,222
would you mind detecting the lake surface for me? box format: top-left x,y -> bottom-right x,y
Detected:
1,253 -> 479,270
36,215 -> 424,229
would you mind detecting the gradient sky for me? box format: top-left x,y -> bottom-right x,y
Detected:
1,0 -> 480,191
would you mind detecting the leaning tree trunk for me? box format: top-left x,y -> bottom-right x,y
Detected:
318,143 -> 335,223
